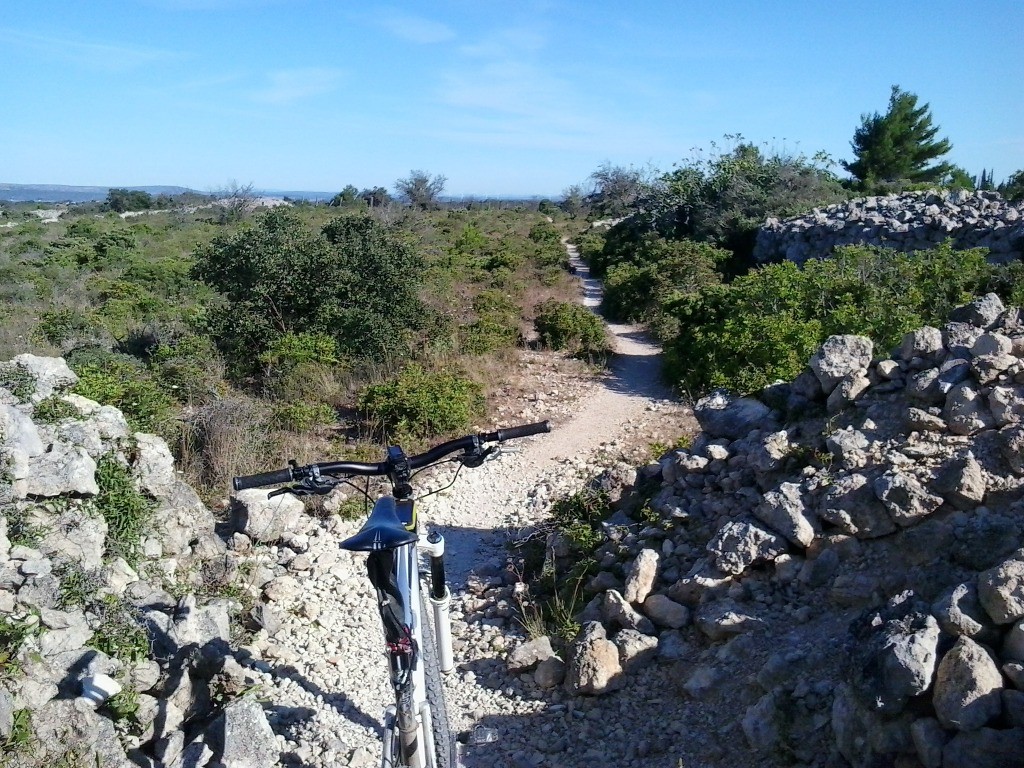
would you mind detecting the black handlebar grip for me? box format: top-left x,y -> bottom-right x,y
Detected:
232,468 -> 294,492
495,420 -> 551,442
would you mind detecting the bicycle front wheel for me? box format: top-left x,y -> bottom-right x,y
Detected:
420,592 -> 457,768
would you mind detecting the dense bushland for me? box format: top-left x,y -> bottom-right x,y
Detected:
0,197 -> 579,495
585,142 -> 848,277
663,242 -> 1022,396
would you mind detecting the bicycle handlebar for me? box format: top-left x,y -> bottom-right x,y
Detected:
231,420 -> 551,492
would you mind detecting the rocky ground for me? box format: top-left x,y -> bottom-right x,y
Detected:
228,245 -> 697,767
9,237 -> 1024,768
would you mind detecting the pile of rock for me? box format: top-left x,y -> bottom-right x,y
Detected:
523,293 -> 1024,767
0,355 -> 277,766
753,189 -> 1024,265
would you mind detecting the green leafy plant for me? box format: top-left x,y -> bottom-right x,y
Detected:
89,594 -> 150,662
271,401 -> 336,432
663,241 -> 996,396
0,615 -> 41,679
55,561 -> 104,609
71,359 -> 177,439
3,507 -> 47,549
0,708 -> 33,765
104,685 -> 140,722
533,299 -> 610,360
33,308 -> 98,348
93,453 -> 155,565
0,363 -> 35,402
191,209 -> 428,377
33,395 -> 81,424
357,363 -> 484,440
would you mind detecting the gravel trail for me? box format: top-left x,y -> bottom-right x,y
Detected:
242,240 -> 693,767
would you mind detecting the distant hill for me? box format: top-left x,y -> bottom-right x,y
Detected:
0,183 -> 197,203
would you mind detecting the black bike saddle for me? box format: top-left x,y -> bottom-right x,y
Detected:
340,496 -> 418,551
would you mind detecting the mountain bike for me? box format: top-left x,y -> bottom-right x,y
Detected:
232,420 -> 552,768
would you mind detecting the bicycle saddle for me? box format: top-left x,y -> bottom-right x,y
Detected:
340,497 -> 419,551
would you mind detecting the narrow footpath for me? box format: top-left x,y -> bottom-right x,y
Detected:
246,237 -> 694,768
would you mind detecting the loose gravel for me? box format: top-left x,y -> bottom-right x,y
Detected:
236,243 -> 695,767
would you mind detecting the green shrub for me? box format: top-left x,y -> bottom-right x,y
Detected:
93,453 -> 155,565
149,333 -> 224,404
0,363 -> 36,402
572,230 -> 606,270
460,290 -> 521,353
357,363 -> 484,440
533,299 -> 610,359
258,331 -> 340,371
548,487 -> 611,555
601,236 -> 727,323
271,401 -> 336,432
192,209 -> 428,377
33,308 -> 99,349
452,224 -> 488,255
33,396 -> 81,424
663,242 -> 996,396
71,359 -> 177,438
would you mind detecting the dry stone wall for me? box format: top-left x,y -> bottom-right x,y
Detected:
754,190 -> 1024,265
536,293 -> 1024,767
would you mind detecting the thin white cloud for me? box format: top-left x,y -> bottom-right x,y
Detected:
431,24 -> 679,157
376,9 -> 455,44
458,27 -> 545,59
0,27 -> 185,71
248,68 -> 344,105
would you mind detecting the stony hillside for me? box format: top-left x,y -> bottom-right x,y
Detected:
0,355 -> 281,766
6,286 -> 1024,767
530,291 -> 1024,767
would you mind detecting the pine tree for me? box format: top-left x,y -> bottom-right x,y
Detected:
842,86 -> 953,185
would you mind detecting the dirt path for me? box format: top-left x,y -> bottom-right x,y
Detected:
520,242 -> 675,466
256,238 -> 694,768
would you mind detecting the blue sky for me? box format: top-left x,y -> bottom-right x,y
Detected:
1,1 -> 1022,197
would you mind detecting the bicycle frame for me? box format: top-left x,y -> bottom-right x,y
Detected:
230,421 -> 551,768
356,496 -> 454,768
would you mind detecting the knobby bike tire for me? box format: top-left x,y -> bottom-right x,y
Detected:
420,592 -> 457,768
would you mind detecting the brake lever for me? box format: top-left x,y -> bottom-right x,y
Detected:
460,445 -> 503,469
268,475 -> 339,499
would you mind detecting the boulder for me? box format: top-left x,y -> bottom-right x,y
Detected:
933,637 -> 1003,731
810,335 -> 873,394
873,469 -> 944,527
942,728 -> 1024,768
641,594 -> 690,629
978,550 -> 1024,624
11,355 -> 77,401
202,697 -> 279,767
818,472 -> 897,539
566,622 -> 622,695
622,548 -> 659,604
694,390 -> 776,439
232,489 -> 304,543
706,520 -> 787,575
507,636 -> 556,673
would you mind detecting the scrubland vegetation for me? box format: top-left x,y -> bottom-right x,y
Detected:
575,87 -> 1024,399
4,86 -> 1024,497
0,189 -> 586,497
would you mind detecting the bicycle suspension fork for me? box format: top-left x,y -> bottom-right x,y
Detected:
419,532 -> 454,674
